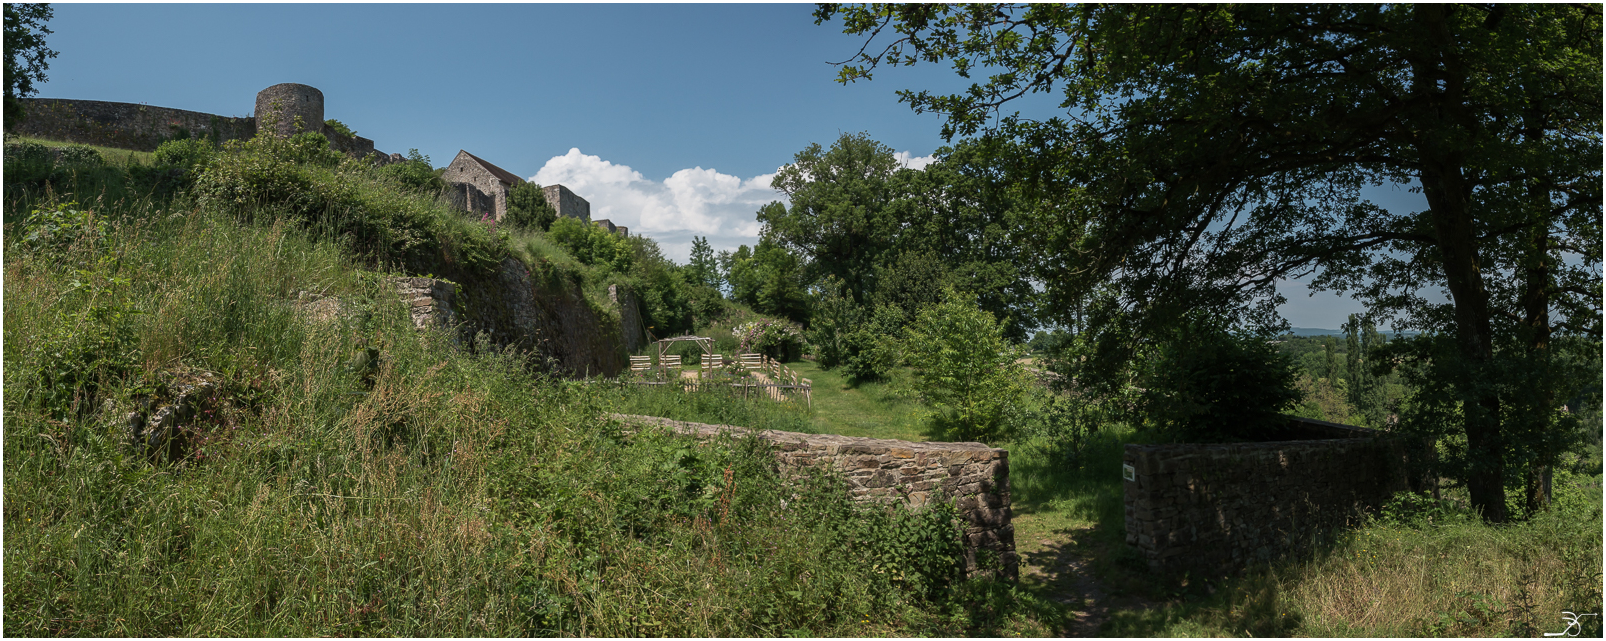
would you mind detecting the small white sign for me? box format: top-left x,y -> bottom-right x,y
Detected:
1123,463 -> 1136,482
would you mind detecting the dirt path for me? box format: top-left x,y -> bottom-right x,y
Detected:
1017,525 -> 1156,637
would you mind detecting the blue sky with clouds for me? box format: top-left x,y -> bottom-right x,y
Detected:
32,3 -> 1433,330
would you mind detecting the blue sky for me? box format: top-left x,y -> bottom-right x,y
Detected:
33,3 -> 1432,330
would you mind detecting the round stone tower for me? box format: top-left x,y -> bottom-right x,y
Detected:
254,83 -> 324,138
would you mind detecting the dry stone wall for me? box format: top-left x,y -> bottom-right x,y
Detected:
612,414 -> 1017,579
1123,418 -> 1430,576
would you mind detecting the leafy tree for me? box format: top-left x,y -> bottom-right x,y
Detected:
4,3 -> 56,125
763,133 -> 912,304
686,236 -> 722,292
506,180 -> 557,231
725,237 -> 809,324
627,236 -> 693,337
1139,318 -> 1302,443
904,288 -> 1030,442
1343,314 -> 1395,428
897,137 -> 1040,340
761,133 -> 1040,339
818,3 -> 1603,522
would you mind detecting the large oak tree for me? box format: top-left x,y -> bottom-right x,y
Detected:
817,3 -> 1602,521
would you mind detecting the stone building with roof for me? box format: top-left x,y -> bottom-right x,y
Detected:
442,150 -> 594,224
442,150 -> 525,220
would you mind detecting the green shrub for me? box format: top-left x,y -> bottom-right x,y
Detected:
16,201 -> 105,254
323,118 -> 356,137
733,317 -> 806,361
904,289 -> 1030,442
549,216 -> 633,273
153,138 -> 216,178
373,149 -> 443,194
806,277 -> 905,382
55,144 -> 103,167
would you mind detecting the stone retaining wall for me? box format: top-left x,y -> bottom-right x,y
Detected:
1123,418 -> 1430,575
611,414 -> 1016,579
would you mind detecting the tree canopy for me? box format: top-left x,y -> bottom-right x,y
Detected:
4,3 -> 57,124
817,3 -> 1603,522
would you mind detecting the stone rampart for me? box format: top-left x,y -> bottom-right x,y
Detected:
15,86 -> 392,163
1123,418 -> 1431,576
12,98 -> 257,151
611,414 -> 1017,579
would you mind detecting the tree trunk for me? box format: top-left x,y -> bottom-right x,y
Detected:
1521,120 -> 1555,515
1411,4 -> 1507,523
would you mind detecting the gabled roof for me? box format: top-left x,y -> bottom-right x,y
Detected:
457,150 -> 523,186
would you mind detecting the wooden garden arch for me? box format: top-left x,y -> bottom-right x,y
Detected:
654,335 -> 713,363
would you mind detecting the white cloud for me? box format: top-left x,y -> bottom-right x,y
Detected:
894,151 -> 937,171
528,147 -> 938,263
530,148 -> 779,263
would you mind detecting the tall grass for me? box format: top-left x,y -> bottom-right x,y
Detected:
600,380 -> 817,434
1000,417 -> 1604,637
3,149 -> 1017,636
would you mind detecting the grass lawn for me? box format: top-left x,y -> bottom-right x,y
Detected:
786,359 -> 934,442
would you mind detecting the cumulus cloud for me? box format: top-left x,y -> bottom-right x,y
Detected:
530,148 -> 779,263
529,147 -> 937,263
894,151 -> 937,171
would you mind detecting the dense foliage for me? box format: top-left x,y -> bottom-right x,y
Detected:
3,2 -> 57,122
818,2 -> 1603,522
903,290 -> 1031,442
1137,318 -> 1301,443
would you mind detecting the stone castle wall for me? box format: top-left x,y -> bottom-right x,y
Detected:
446,182 -> 497,219
1123,418 -> 1430,576
15,84 -> 392,163
12,98 -> 257,151
612,414 -> 1017,580
543,184 -> 591,221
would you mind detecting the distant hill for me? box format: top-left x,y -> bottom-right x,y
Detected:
1285,327 -> 1422,338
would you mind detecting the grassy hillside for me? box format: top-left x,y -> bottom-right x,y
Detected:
2,134 -> 1035,636
6,132 -> 1599,637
